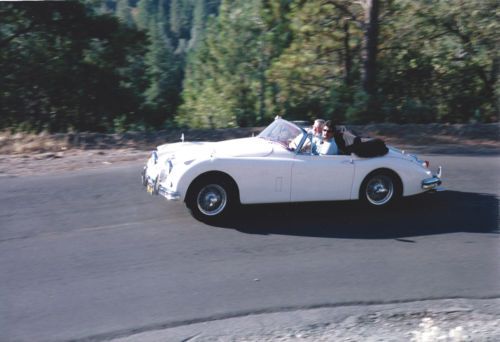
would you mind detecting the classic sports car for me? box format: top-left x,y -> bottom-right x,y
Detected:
141,118 -> 442,222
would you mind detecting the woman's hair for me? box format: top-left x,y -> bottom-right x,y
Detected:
323,120 -> 335,132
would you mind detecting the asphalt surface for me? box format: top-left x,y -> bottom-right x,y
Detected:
0,155 -> 499,342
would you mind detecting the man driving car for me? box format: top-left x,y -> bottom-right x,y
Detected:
317,120 -> 338,155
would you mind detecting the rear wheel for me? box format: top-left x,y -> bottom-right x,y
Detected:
186,175 -> 238,222
360,171 -> 401,207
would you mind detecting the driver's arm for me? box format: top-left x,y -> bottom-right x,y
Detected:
288,134 -> 302,150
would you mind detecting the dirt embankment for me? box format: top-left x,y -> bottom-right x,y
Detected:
0,123 -> 498,177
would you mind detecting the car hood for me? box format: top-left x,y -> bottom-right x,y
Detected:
157,137 -> 273,162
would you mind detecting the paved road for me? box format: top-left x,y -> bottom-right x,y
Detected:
0,155 -> 499,342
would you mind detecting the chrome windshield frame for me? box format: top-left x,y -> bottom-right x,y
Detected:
294,131 -> 314,155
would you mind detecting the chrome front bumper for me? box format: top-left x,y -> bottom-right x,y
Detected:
142,166 -> 180,201
158,185 -> 181,201
422,166 -> 443,190
144,178 -> 180,201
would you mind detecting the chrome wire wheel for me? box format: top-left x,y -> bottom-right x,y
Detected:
365,175 -> 394,206
196,184 -> 228,216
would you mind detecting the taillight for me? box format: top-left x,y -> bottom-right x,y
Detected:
423,160 -> 430,168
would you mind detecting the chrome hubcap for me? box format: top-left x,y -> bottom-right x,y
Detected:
366,175 -> 394,205
197,184 -> 227,216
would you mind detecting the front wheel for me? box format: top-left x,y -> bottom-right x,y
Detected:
186,176 -> 238,222
141,167 -> 148,186
360,171 -> 401,207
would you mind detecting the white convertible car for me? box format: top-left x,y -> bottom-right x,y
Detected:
141,118 -> 442,222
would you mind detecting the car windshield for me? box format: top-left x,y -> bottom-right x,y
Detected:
258,119 -> 305,149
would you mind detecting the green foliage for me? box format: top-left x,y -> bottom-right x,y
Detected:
0,1 -> 147,132
115,0 -> 135,27
268,0 -> 361,122
1,0 -> 498,133
142,17 -> 182,126
170,0 -> 192,39
377,0 -> 499,123
177,0 -> 285,128
134,0 -> 219,128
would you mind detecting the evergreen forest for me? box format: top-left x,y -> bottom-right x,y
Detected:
1,0 -> 498,132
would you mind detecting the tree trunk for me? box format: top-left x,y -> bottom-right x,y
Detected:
258,40 -> 267,125
361,0 -> 379,96
343,19 -> 352,86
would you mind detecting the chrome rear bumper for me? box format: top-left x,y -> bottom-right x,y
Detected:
422,166 -> 443,190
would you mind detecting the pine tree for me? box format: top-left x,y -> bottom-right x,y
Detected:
115,0 -> 135,27
188,0 -> 205,50
136,0 -> 157,30
178,0 -> 273,127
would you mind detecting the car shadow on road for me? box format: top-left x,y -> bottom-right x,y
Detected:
212,191 -> 498,239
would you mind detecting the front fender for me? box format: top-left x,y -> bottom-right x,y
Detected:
161,157 -> 219,202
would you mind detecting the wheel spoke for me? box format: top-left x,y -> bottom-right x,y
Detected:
366,175 -> 394,206
197,184 -> 227,216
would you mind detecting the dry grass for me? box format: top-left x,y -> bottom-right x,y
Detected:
0,128 -> 263,154
1,123 -> 498,155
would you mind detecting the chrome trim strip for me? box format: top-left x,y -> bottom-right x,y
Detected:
294,131 -> 311,155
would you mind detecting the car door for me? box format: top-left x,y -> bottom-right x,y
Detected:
222,157 -> 295,204
290,153 -> 355,202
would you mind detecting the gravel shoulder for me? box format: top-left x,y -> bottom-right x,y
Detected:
107,298 -> 500,342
